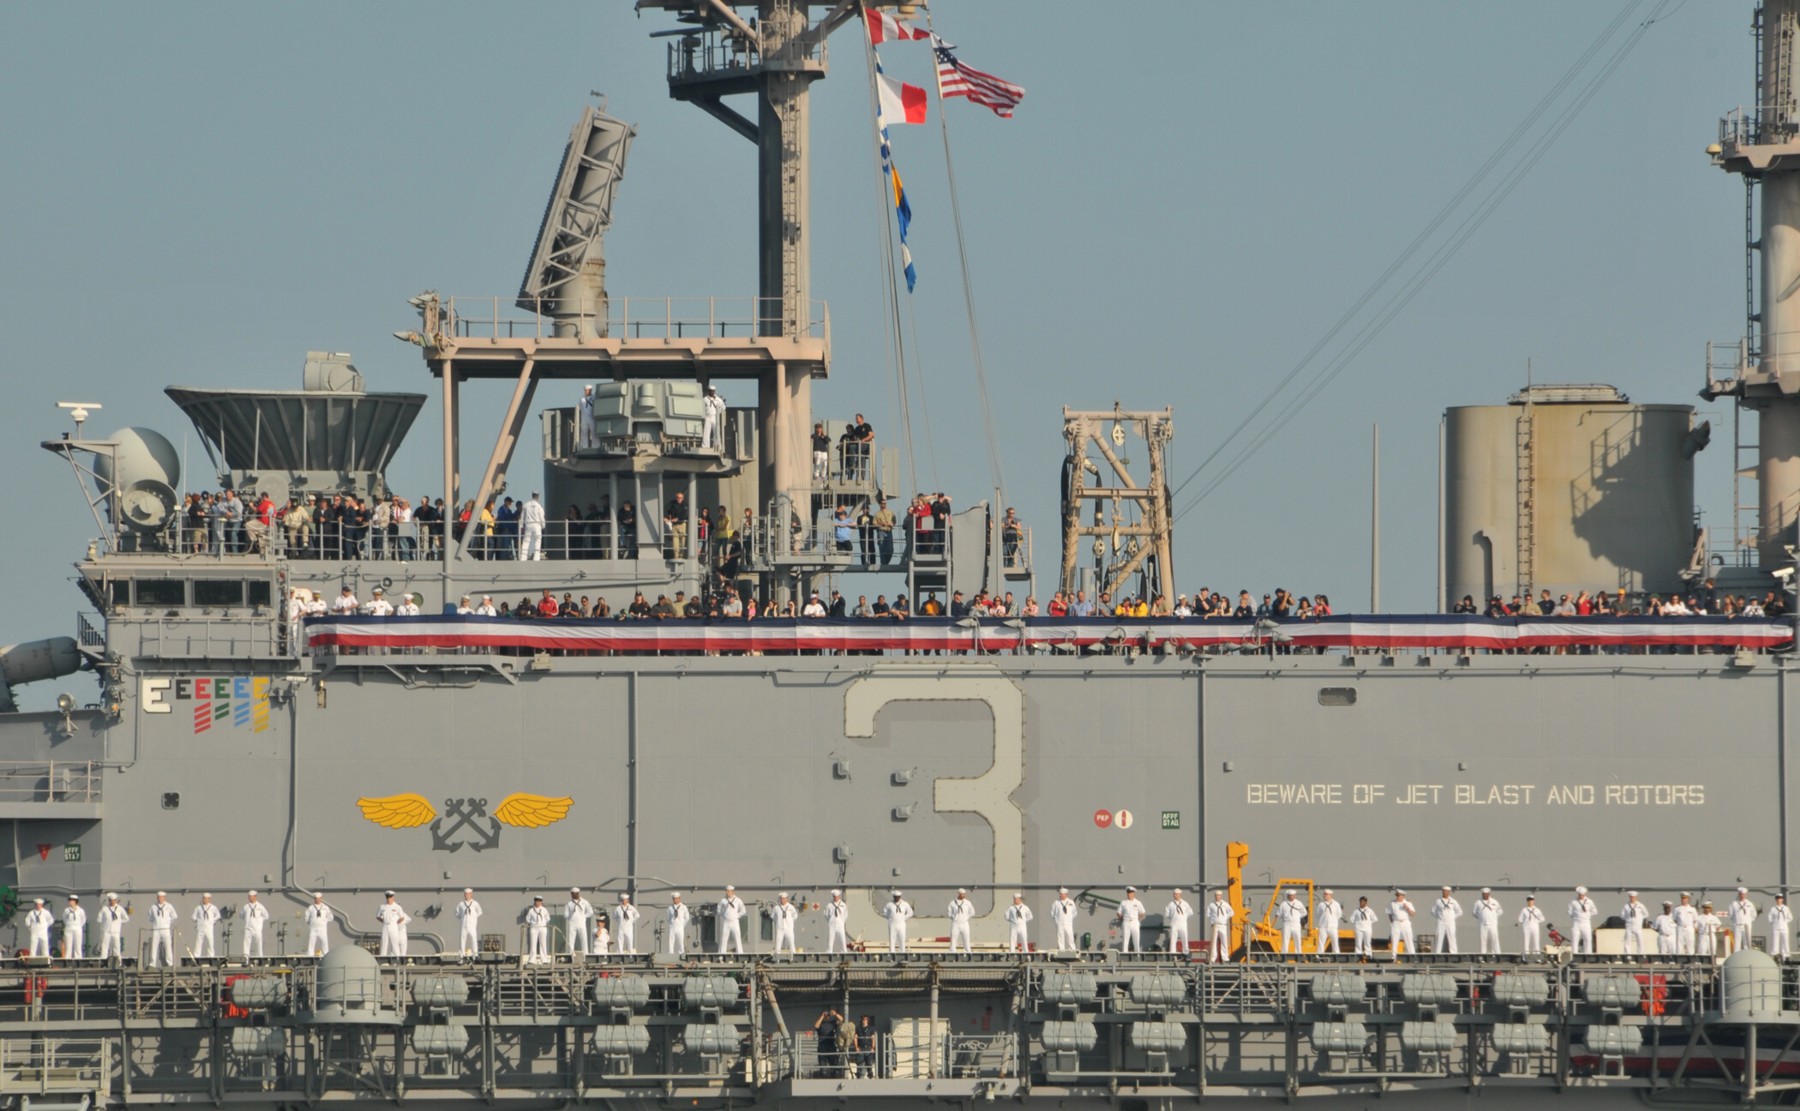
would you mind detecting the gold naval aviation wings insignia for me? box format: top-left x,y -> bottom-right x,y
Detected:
356,792 -> 573,829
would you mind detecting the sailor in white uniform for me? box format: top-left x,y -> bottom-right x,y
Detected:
518,493 -> 547,561
1005,893 -> 1033,952
1653,901 -> 1678,956
62,895 -> 86,960
881,892 -> 914,953
1518,895 -> 1546,954
303,892 -> 333,956
1770,895 -> 1794,958
454,889 -> 482,958
666,893 -> 690,956
771,893 -> 799,955
1729,888 -> 1759,953
947,888 -> 976,953
240,890 -> 269,959
1275,889 -> 1308,954
565,888 -> 595,957
1050,887 -> 1078,952
525,897 -> 550,963
1387,890 -> 1417,958
1204,889 -> 1233,962
1316,889 -> 1344,955
1162,889 -> 1193,953
363,587 -> 393,616
1473,888 -> 1504,956
1567,886 -> 1597,955
192,893 -> 221,959
1673,893 -> 1700,955
1431,886 -> 1462,954
1117,886 -> 1146,954
1698,902 -> 1723,956
25,898 -> 53,958
701,385 -> 726,451
376,891 -> 410,958
147,891 -> 179,967
1350,897 -> 1377,958
614,894 -> 640,954
1620,892 -> 1650,956
825,890 -> 850,954
716,886 -> 747,955
96,894 -> 129,961
579,385 -> 597,450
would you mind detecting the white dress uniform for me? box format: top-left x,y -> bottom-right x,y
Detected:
1698,910 -> 1723,956
1275,895 -> 1308,953
1350,904 -> 1378,957
947,895 -> 976,953
771,896 -> 799,954
148,896 -> 179,967
579,386 -> 597,450
364,593 -> 393,616
614,897 -> 640,954
1730,894 -> 1759,952
1387,895 -> 1417,956
1567,891 -> 1597,954
1316,895 -> 1344,954
701,389 -> 726,450
454,893 -> 482,956
192,897 -> 221,958
1620,897 -> 1650,955
1005,897 -> 1033,952
667,899 -> 691,955
716,891 -> 747,955
240,895 -> 270,959
525,902 -> 551,962
1204,895 -> 1233,961
62,900 -> 87,959
97,899 -> 129,960
1470,894 -> 1503,955
1162,896 -> 1193,953
1653,908 -> 1678,955
518,496 -> 546,561
1050,891 -> 1078,951
1517,900 -> 1546,954
825,894 -> 850,954
1117,892 -> 1146,954
304,898 -> 333,956
881,895 -> 914,952
1769,900 -> 1794,957
376,897 -> 411,957
1431,893 -> 1463,954
25,902 -> 53,958
565,893 -> 595,956
1673,899 -> 1699,954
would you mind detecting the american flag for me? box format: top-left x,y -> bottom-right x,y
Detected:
931,35 -> 1025,119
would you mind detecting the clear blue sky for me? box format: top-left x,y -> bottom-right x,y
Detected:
0,1 -> 1755,693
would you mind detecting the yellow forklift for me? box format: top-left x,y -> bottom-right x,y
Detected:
1225,841 -> 1359,958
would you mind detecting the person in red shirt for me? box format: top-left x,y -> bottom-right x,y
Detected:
1047,591 -> 1069,618
536,589 -> 559,618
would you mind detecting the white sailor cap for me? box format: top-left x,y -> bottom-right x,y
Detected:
533,895 -> 544,902
725,884 -> 736,891
385,890 -> 396,897
156,891 -> 166,897
671,892 -> 682,899
892,891 -> 903,897
1323,888 -> 1333,895
957,887 -> 967,894
202,893 -> 212,899
1576,886 -> 1587,894
1681,891 -> 1693,898
571,887 -> 581,893
1213,889 -> 1225,897
1739,886 -> 1749,894
1440,885 -> 1452,891
619,893 -> 630,900
1394,889 -> 1406,895
106,892 -> 118,900
68,894 -> 79,900
248,889 -> 259,897
778,892 -> 789,899
1058,886 -> 1069,893
32,898 -> 43,904
1526,894 -> 1536,899
313,892 -> 325,899
1126,885 -> 1136,892
1013,892 -> 1023,899
463,888 -> 473,894
1288,889 -> 1300,896
1627,890 -> 1638,897
1664,900 -> 1674,906
372,587 -> 384,594
1172,888 -> 1183,895
832,890 -> 842,897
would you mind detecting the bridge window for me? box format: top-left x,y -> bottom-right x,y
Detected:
194,581 -> 245,607
135,580 -> 186,607
1317,687 -> 1358,707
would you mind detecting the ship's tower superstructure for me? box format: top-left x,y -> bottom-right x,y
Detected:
1710,0 -> 1800,571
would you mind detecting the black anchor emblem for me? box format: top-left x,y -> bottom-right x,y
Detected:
430,797 -> 502,853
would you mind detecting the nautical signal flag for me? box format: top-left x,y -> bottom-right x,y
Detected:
931,34 -> 1025,119
877,72 -> 928,125
865,7 -> 929,44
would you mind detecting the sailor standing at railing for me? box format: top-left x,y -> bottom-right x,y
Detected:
1386,890 -> 1417,957
716,886 -> 748,955
881,891 -> 914,953
1204,889 -> 1232,962
1316,890 -> 1344,955
148,891 -> 179,967
363,587 -> 393,616
701,385 -> 725,451
1275,890 -> 1308,954
240,890 -> 269,959
518,493 -> 546,561
330,586 -> 359,614
666,893 -> 690,956
1162,889 -> 1192,953
191,893 -> 220,959
524,896 -> 550,963
1115,886 -> 1146,955
580,385 -> 597,450
1005,893 -> 1033,952
1567,887 -> 1598,954
25,898 -> 52,958
1472,889 -> 1503,955
564,888 -> 594,957
303,892 -> 333,956
1674,893 -> 1700,954
453,889 -> 481,957
96,893 -> 128,961
614,893 -> 639,954
771,893 -> 798,955
1698,902 -> 1723,956
947,889 -> 976,953
1730,888 -> 1759,952
824,890 -> 849,954
1770,895 -> 1794,958
1653,901 -> 1678,955
376,891 -> 410,958
1431,887 -> 1463,954
61,895 -> 86,960
1350,897 -> 1377,958
1620,892 -> 1650,956
1517,895 -> 1546,954
1050,887 -> 1078,952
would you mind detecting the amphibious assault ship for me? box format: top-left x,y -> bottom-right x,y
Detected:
6,1 -> 1800,1107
